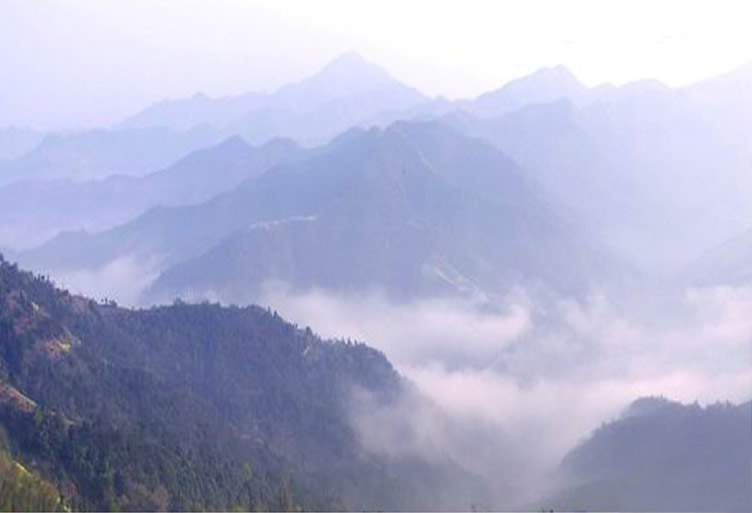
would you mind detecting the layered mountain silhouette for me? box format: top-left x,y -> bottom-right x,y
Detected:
0,136 -> 302,249
0,54 -> 426,189
18,121 -> 618,304
0,126 -> 221,185
121,53 -> 428,146
463,65 -> 589,118
451,60 -> 752,273
1,51 -> 750,513
544,397 -> 752,512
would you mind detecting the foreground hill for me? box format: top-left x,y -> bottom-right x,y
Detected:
20,121 -> 622,305
0,256 -> 484,510
543,397 -> 752,512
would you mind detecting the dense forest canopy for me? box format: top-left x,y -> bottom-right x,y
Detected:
0,255 -> 459,511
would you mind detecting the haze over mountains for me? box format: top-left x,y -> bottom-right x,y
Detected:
1,52 -> 750,512
685,226 -> 752,287
147,121 -> 618,304
0,127 -> 44,162
452,60 -> 752,273
19,120 -> 620,305
546,397 -> 751,512
0,136 -> 302,249
0,126 -> 222,186
4,53 -> 751,277
121,53 -> 429,145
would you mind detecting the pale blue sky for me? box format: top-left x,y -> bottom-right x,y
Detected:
2,0 -> 751,130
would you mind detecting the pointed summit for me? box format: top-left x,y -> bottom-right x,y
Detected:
268,52 -> 425,114
289,52 -> 397,96
525,64 -> 579,82
119,52 -> 427,144
469,65 -> 586,117
318,52 -> 388,76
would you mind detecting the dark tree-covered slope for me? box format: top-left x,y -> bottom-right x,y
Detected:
0,255 -> 479,511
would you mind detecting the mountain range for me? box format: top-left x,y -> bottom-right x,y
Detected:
120,53 -> 429,146
1,52 -> 751,513
450,60 -> 752,273
6,54 -> 751,282
0,136 -> 302,249
0,54 -> 425,192
17,121 -> 621,304
0,126 -> 221,186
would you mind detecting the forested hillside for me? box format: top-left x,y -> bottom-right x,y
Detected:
544,397 -> 752,512
0,255 -> 476,511
0,446 -> 63,512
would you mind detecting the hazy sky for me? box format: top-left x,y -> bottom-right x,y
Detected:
2,0 -> 751,130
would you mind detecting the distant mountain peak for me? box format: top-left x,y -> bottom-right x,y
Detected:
324,51 -> 371,67
502,64 -> 583,92
216,134 -> 250,149
311,52 -> 396,86
255,51 -> 425,120
529,64 -> 577,79
469,64 -> 586,117
621,396 -> 678,418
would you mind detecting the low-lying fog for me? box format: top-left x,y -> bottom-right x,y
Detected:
259,283 -> 751,502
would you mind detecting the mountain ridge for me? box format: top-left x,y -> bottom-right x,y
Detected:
17,120 -> 621,305
118,53 -> 428,146
0,135 -> 304,249
543,397 -> 752,512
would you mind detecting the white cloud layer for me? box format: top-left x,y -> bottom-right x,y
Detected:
258,283 -> 752,503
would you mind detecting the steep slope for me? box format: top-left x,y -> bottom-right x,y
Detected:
0,255 -> 488,511
20,121 -> 618,304
0,136 -> 303,249
0,126 -> 221,185
151,122 -> 613,303
120,53 -> 428,146
542,397 -> 752,512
